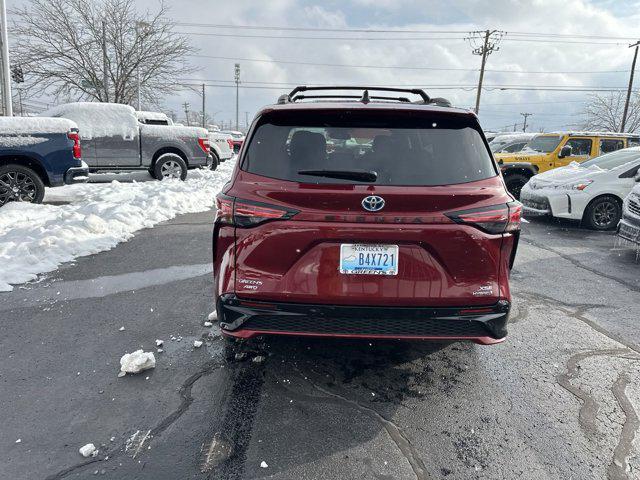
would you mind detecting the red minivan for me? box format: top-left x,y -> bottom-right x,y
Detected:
213,86 -> 520,345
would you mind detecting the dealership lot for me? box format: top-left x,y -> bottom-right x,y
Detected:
1,212 -> 639,480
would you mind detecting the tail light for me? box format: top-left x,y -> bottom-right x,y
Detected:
198,137 -> 210,154
67,130 -> 81,159
446,202 -> 521,234
215,194 -> 298,227
226,139 -> 234,150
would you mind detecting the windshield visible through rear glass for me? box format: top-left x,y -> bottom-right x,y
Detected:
526,135 -> 561,153
242,111 -> 496,186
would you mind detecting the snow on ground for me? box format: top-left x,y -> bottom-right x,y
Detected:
0,160 -> 235,292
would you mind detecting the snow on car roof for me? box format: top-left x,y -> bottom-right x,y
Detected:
0,116 -> 78,134
549,131 -> 640,137
40,102 -> 138,140
136,111 -> 171,122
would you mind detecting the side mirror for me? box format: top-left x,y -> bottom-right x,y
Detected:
558,145 -> 572,159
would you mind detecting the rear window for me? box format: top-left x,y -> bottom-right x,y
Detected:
242,110 -> 496,186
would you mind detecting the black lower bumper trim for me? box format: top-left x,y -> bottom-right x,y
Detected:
64,164 -> 89,184
217,295 -> 510,339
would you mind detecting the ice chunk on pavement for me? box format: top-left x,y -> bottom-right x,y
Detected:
119,326 -> 125,331
119,350 -> 156,375
15,439 -> 21,443
155,339 -> 163,347
79,443 -> 98,457
260,461 -> 268,468
204,321 -> 213,327
193,340 -> 203,348
252,356 -> 266,363
207,311 -> 217,321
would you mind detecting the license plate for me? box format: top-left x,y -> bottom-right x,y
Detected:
339,244 -> 398,275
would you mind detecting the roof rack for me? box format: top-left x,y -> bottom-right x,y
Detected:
278,86 -> 451,107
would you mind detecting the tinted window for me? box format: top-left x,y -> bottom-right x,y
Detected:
502,142 -> 527,153
242,111 -> 496,186
566,138 -> 592,156
600,139 -> 624,153
580,149 -> 640,170
527,135 -> 561,153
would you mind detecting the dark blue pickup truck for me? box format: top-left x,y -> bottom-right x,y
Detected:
0,117 -> 89,207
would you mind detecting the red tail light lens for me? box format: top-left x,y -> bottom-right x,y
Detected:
446,202 -> 521,234
226,139 -> 234,150
67,130 -> 81,159
215,194 -> 298,227
198,137 -> 210,154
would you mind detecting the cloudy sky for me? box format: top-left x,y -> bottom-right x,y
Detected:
8,0 -> 640,132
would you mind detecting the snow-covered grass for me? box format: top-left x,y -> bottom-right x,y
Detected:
0,160 -> 235,292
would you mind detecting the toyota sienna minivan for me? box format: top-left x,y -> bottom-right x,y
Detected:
212,86 -> 521,345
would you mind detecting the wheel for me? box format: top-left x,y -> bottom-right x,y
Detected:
210,151 -> 219,171
583,195 -> 621,230
153,153 -> 187,181
504,173 -> 529,200
0,164 -> 45,207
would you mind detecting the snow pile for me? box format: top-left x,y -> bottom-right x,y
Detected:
142,123 -> 208,140
40,103 -> 138,140
79,443 -> 98,457
136,111 -> 173,124
0,160 -> 235,291
0,116 -> 78,134
119,350 -> 156,376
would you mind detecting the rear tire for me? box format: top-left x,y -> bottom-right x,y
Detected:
153,153 -> 187,181
583,195 -> 621,230
504,173 -> 529,200
0,164 -> 45,207
210,151 -> 219,171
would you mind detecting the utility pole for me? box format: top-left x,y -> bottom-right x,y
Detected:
102,19 -> 109,102
183,102 -> 190,126
135,22 -> 150,110
234,63 -> 240,131
466,30 -> 504,115
520,113 -> 532,132
0,0 -> 13,116
621,40 -> 640,133
202,83 -> 206,128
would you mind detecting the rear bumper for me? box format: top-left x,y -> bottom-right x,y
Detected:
189,154 -> 212,169
64,161 -> 89,184
217,294 -> 510,345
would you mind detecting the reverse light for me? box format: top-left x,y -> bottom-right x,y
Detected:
198,137 -> 211,154
67,130 -> 82,159
215,194 -> 298,227
446,202 -> 522,234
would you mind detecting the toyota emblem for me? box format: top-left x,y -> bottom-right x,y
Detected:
361,195 -> 385,212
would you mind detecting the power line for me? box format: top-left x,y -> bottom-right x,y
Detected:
189,54 -> 629,75
467,30 -> 504,113
175,22 -> 640,41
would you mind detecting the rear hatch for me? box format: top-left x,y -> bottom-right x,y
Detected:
221,107 -> 517,307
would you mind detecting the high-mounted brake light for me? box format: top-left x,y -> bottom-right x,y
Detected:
67,130 -> 81,159
215,194 -> 298,227
198,137 -> 210,154
446,202 -> 521,234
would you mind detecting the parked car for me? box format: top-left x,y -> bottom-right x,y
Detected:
207,126 -> 234,164
520,147 -> 640,230
223,130 -> 245,153
213,86 -> 521,345
618,183 -> 640,247
495,132 -> 640,198
0,117 -> 88,207
40,103 -> 212,180
489,133 -> 537,153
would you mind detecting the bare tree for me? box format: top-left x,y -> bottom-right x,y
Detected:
10,0 -> 197,106
580,91 -> 640,133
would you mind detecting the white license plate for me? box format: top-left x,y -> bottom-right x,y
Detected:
339,244 -> 398,275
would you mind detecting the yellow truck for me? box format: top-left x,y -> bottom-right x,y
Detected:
495,132 -> 640,198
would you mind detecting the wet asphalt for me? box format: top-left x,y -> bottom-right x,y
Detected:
1,206 -> 640,480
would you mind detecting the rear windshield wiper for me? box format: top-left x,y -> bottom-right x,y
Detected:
297,169 -> 378,182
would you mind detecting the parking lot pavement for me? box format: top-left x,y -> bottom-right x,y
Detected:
1,212 -> 639,480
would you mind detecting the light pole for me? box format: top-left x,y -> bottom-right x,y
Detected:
0,0 -> 13,116
234,63 -> 240,131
